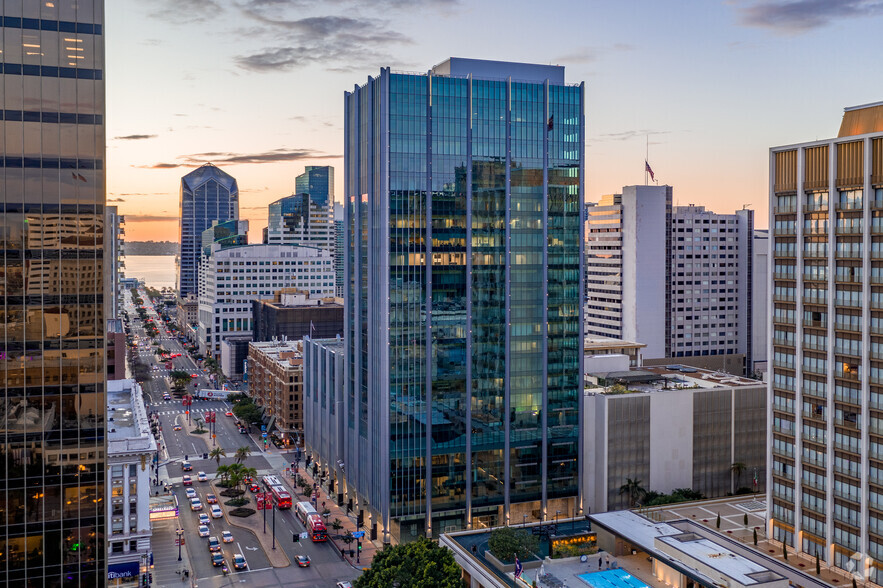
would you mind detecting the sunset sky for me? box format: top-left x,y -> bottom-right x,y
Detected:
106,0 -> 883,242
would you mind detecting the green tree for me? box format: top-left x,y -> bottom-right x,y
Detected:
193,417 -> 204,432
209,447 -> 226,467
331,518 -> 344,531
235,446 -> 252,464
232,402 -> 263,426
487,527 -> 539,563
618,478 -> 646,507
303,485 -> 313,499
716,513 -> 721,529
354,537 -> 464,588
216,465 -> 230,484
752,528 -> 758,546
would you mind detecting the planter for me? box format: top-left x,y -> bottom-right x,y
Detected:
484,550 -> 543,575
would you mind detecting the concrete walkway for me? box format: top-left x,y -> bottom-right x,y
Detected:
152,518 -> 197,587
211,480 -> 290,568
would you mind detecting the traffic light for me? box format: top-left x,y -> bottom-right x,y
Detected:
148,573 -> 153,585
293,533 -> 300,543
357,541 -> 362,551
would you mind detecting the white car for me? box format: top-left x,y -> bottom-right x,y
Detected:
221,530 -> 234,543
190,498 -> 202,511
210,504 -> 223,518
198,525 -> 210,537
185,488 -> 197,499
198,513 -> 211,526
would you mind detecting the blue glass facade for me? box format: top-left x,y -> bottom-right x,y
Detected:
1,1 -> 107,585
295,166 -> 334,209
343,60 -> 584,542
177,164 -> 238,297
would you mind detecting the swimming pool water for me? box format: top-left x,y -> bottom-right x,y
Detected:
578,568 -> 651,588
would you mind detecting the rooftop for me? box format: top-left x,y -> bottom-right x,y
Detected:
181,162 -> 238,192
586,365 -> 763,395
431,57 -> 566,84
584,336 -> 646,352
107,379 -> 155,455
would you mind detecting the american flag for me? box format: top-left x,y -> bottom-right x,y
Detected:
514,555 -> 523,579
645,160 -> 655,182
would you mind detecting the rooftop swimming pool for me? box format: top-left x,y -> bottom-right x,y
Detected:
578,569 -> 651,588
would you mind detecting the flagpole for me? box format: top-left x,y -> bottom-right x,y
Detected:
645,135 -> 649,185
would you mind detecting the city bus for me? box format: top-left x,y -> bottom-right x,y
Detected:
296,501 -> 317,524
261,475 -> 292,509
306,513 -> 328,542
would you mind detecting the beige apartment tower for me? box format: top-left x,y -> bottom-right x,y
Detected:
768,102 -> 883,585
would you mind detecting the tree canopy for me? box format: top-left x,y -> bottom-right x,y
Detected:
354,538 -> 464,588
487,526 -> 539,563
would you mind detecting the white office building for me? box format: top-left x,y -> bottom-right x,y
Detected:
107,380 -> 156,587
197,243 -> 334,356
585,185 -> 763,373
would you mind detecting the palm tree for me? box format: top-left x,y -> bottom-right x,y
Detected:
209,447 -> 226,467
731,462 -> 747,493
243,466 -> 258,482
618,478 -> 646,508
194,417 -> 204,432
235,446 -> 252,464
229,471 -> 244,493
216,464 -> 230,484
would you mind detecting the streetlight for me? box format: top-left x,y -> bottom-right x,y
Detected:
555,510 -> 561,531
176,528 -> 184,561
272,497 -> 277,550
523,514 -> 528,528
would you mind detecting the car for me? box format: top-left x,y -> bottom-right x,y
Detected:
185,488 -> 197,499
243,476 -> 254,484
221,530 -> 234,543
295,555 -> 310,568
190,498 -> 202,511
210,504 -> 223,518
197,472 -> 208,482
191,374 -> 198,378
207,537 -> 221,552
182,475 -> 192,485
198,513 -> 210,526
232,554 -> 247,570
163,394 -> 171,400
205,493 -> 218,504
248,483 -> 260,493
198,525 -> 210,538
173,425 -> 182,431
211,552 -> 225,567
239,428 -> 248,434
225,411 -> 233,417
181,461 -> 192,471
336,583 -> 353,588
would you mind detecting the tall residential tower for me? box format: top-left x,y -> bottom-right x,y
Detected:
177,163 -> 239,297
768,102 -> 883,583
332,58 -> 584,543
1,1 -> 107,585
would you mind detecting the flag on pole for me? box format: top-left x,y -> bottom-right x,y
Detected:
514,555 -> 523,579
753,469 -> 758,489
644,160 -> 655,182
310,320 -> 315,337
547,114 -> 554,132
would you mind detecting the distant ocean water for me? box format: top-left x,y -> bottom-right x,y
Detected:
123,255 -> 176,289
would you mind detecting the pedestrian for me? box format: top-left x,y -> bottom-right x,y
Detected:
605,555 -> 610,569
599,557 -> 602,570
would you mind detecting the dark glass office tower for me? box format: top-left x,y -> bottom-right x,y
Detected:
1,1 -> 107,585
342,58 -> 584,542
295,165 -> 334,209
177,164 -> 238,297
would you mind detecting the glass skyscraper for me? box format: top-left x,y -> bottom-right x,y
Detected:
177,163 -> 238,297
342,58 -> 584,542
295,165 -> 333,209
1,1 -> 107,585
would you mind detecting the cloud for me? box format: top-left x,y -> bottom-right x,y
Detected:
136,148 -> 341,169
124,214 -> 179,222
553,43 -> 634,66
591,130 -> 672,143
149,0 -> 223,23
733,0 -> 883,32
235,13 -> 413,73
114,134 -> 158,141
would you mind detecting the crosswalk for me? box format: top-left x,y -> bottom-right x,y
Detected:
154,406 -> 230,416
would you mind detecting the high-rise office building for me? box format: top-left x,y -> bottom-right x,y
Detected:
1,1 -> 107,585
177,163 -> 238,297
295,165 -> 334,208
337,58 -> 584,543
265,193 -> 334,253
585,186 -> 761,373
768,102 -> 883,582
334,203 -> 344,297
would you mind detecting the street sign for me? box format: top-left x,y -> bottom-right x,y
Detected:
352,531 -> 365,538
300,532 -> 308,539
262,432 -> 267,438
174,539 -> 179,546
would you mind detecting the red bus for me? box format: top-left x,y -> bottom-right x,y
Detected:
261,475 -> 292,509
306,514 -> 327,542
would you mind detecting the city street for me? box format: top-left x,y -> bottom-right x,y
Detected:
123,288 -> 360,586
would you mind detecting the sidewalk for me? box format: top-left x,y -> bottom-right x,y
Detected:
152,518 -> 197,587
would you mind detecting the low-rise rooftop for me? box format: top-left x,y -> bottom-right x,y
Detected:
107,379 -> 155,455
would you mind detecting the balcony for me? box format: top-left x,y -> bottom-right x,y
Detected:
834,438 -> 860,452
774,293 -> 796,303
802,455 -> 827,469
803,294 -> 828,305
836,224 -> 864,235
773,337 -> 796,347
836,200 -> 864,211
775,272 -> 797,280
802,409 -> 826,422
775,205 -> 797,214
834,462 -> 861,479
801,476 -> 827,492
773,423 -> 796,436
835,322 -> 861,333
772,445 -> 795,458
775,227 -> 797,236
